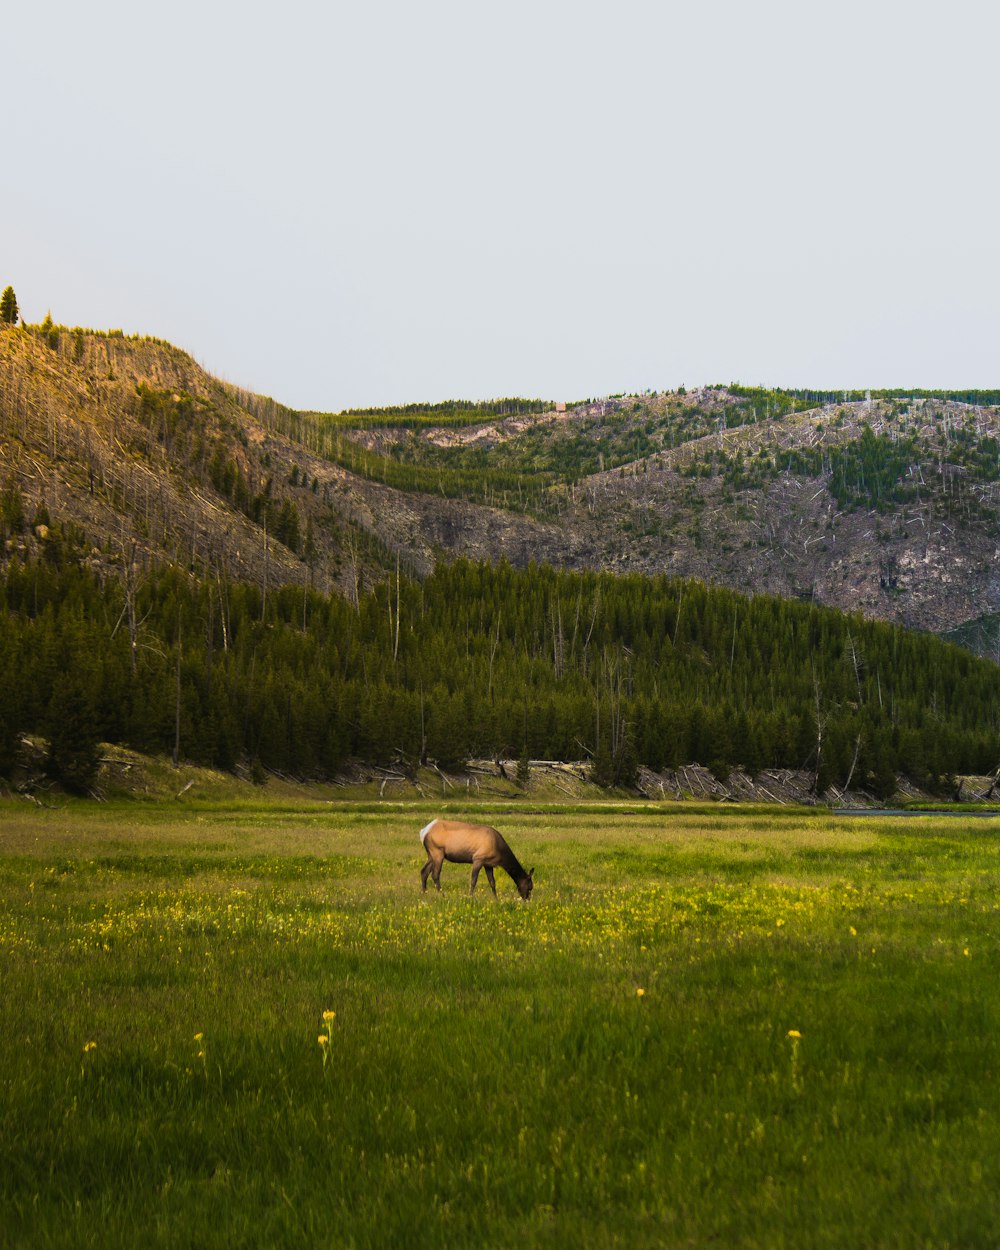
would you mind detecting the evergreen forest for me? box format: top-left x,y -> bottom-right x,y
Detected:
1,555 -> 997,796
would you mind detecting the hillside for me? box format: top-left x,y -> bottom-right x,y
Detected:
309,386 -> 1000,637
3,321 -> 1000,643
0,324 -> 397,598
4,556 -> 999,800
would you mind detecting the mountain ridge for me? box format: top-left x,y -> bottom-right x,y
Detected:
3,319 -> 999,648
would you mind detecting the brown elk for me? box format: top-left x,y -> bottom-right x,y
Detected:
419,818 -> 534,899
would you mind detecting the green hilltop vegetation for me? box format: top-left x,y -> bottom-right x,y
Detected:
727,383 -> 1000,408
1,556 -> 997,797
312,396 -> 550,428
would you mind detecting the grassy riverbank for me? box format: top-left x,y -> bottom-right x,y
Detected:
2,800 -> 998,1247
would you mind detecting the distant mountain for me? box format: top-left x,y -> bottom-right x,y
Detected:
3,321 -> 999,647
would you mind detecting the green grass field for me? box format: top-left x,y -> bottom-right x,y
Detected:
2,799 -> 999,1248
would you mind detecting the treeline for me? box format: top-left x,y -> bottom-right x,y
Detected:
316,397 -> 549,429
873,388 -> 1000,406
727,385 -> 1000,408
1,558 -> 997,796
12,315 -> 175,360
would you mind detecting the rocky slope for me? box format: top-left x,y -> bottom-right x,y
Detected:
3,323 -> 999,641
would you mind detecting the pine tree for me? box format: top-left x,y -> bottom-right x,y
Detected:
0,474 -> 25,537
0,706 -> 16,779
0,285 -> 18,325
39,310 -> 59,350
591,733 -> 615,788
45,674 -> 100,795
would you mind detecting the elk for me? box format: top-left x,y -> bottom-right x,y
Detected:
419,818 -> 534,899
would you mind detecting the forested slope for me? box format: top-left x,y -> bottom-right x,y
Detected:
2,557 -> 996,796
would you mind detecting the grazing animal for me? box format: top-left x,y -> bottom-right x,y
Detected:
419,818 -> 534,899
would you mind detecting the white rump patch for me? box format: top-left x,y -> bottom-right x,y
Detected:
419,819 -> 437,846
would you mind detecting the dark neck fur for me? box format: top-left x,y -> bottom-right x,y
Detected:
499,844 -> 528,886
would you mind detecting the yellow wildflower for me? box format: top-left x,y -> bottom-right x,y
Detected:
83,1041 -> 97,1053
322,1010 -> 336,1022
636,987 -> 646,998
786,1029 -> 802,1039
193,1032 -> 203,1042
318,1034 -> 329,1046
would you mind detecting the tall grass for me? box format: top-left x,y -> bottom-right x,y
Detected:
2,801 -> 999,1248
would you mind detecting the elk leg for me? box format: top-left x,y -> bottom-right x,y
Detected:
484,865 -> 497,897
470,862 -> 483,894
421,859 -> 433,892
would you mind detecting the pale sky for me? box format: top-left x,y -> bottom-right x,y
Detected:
5,0 -> 999,410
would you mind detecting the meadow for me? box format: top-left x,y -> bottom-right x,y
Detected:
1,798 -> 999,1248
